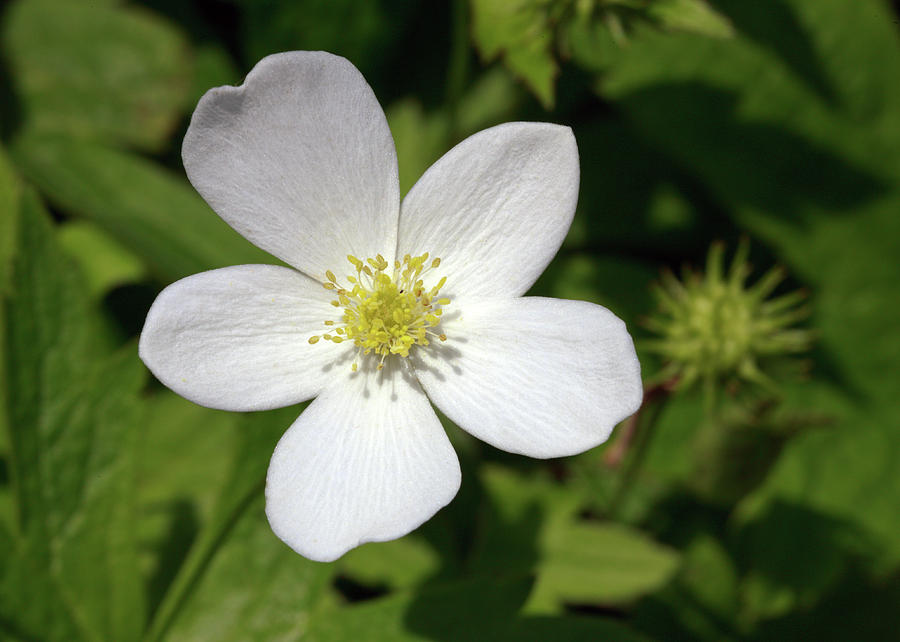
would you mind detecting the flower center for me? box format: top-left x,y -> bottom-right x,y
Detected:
308,253 -> 450,371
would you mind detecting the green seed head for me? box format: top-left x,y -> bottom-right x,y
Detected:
643,240 -> 813,392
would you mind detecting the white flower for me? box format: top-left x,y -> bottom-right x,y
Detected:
139,51 -> 642,562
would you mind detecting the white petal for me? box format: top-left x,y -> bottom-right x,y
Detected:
139,265 -> 343,411
265,363 -> 461,562
183,51 -> 399,278
413,297 -> 642,458
397,123 -> 579,298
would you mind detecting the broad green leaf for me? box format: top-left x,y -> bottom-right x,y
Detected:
164,497 -> 333,642
238,0 -> 414,79
632,535 -> 740,641
139,394 -> 239,528
0,147 -> 19,293
11,134 -> 274,282
58,221 -> 147,300
308,576 -> 532,641
749,572 -> 900,641
733,498 -> 877,624
0,146 -> 19,523
470,0 -> 558,108
647,0 -> 734,39
339,536 -> 442,591
1,190 -> 145,641
529,520 -> 680,612
472,466 -> 678,613
136,393 -> 240,617
145,405 -> 317,642
2,0 -> 190,150
306,575 -> 648,641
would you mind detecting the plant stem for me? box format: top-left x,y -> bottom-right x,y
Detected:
605,378 -> 675,518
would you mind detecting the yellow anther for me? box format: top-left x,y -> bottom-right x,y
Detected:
310,252 -> 450,371
308,336 -> 320,344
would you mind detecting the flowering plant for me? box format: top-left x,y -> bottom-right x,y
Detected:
140,51 -> 642,561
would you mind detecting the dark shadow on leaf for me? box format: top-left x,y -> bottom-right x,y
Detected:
0,39 -> 23,142
733,498 -> 880,601
144,499 -> 200,622
0,617 -> 44,642
711,0 -> 838,106
571,115 -> 734,259
749,568 -> 900,641
333,573 -> 391,603
103,282 -> 158,342
402,460 -> 542,640
638,488 -> 732,549
617,83 -> 887,221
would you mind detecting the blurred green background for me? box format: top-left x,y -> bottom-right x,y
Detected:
2,0 -> 900,640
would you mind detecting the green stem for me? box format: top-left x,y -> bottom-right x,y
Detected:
606,382 -> 673,518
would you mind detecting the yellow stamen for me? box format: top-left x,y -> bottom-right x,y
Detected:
307,252 -> 451,370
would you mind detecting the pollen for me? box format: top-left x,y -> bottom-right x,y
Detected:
308,252 -> 450,371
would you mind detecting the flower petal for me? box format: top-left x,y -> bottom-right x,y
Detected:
183,51 -> 399,278
140,264 -> 343,411
397,122 -> 579,298
413,297 -> 642,458
265,363 -> 461,562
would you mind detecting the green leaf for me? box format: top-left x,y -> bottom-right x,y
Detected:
339,536 -> 442,591
733,498 -> 877,624
0,146 -> 19,527
11,134 -> 274,282
470,0 -> 558,108
0,147 -> 19,294
3,0 -> 191,150
1,189 -> 145,641
136,393 -> 240,618
145,405 -> 319,642
470,465 -> 679,614
647,0 -> 734,39
633,535 -> 740,641
307,575 -> 648,641
529,520 -> 680,612
163,497 -> 333,642
238,0 -> 413,80
58,221 -> 147,300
